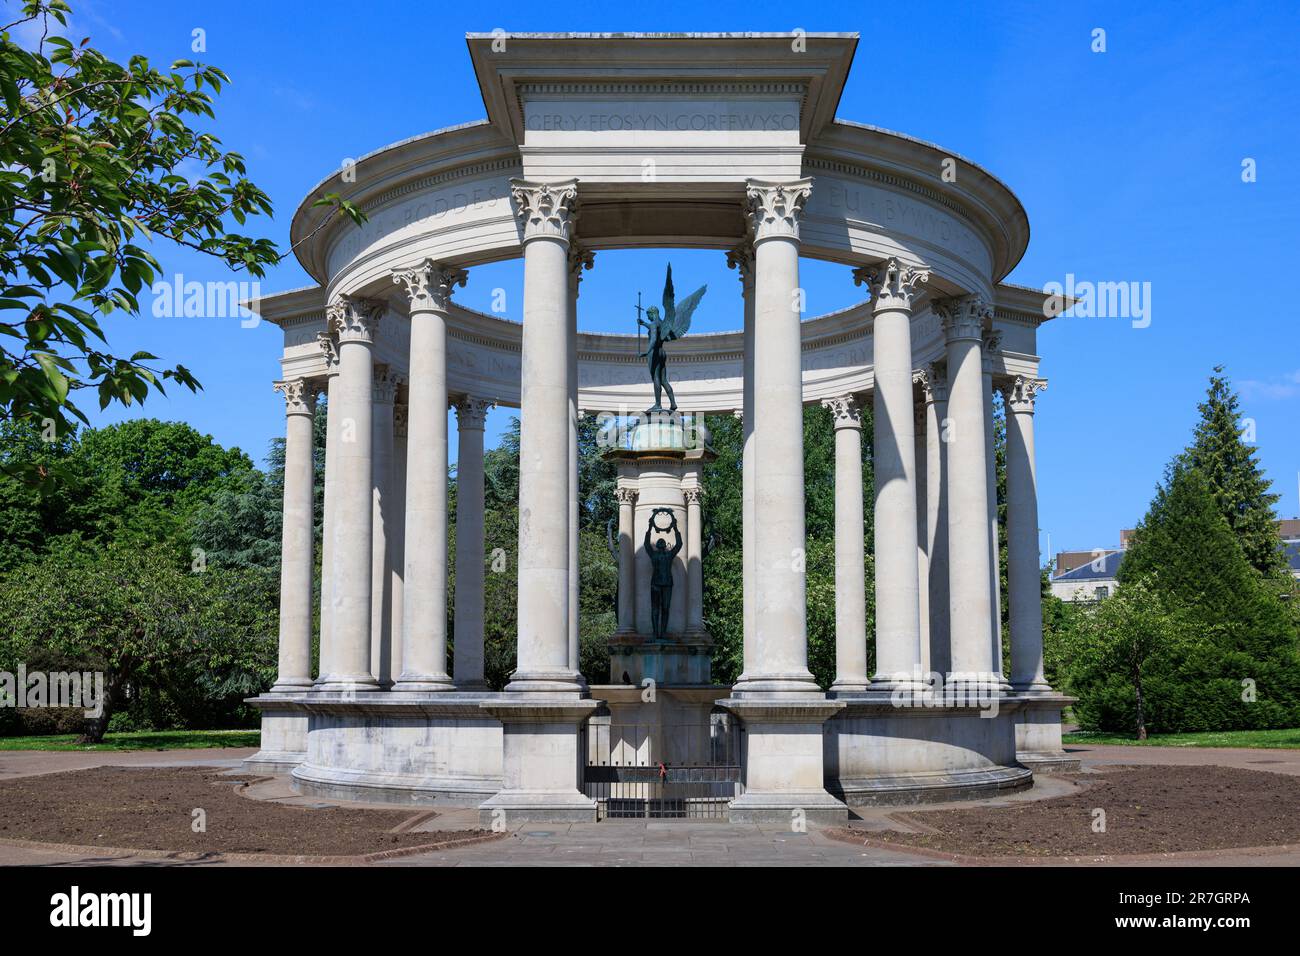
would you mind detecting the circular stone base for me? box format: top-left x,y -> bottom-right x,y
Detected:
825,698 -> 1036,807
831,765 -> 1034,807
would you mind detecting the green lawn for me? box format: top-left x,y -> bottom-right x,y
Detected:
1063,728 -> 1300,749
0,729 -> 260,752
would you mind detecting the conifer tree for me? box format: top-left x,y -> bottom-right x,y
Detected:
1185,366 -> 1286,577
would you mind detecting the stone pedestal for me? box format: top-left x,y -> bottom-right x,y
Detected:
718,697 -> 848,824
1015,693 -> 1080,772
477,699 -> 599,824
243,696 -> 309,774
604,416 -> 714,670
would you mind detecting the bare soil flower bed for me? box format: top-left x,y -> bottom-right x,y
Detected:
0,766 -> 487,857
832,765 -> 1300,857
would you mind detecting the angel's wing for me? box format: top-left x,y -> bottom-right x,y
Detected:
667,285 -> 706,339
662,263 -> 676,318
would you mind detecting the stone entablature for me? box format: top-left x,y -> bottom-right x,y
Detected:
265,287 -> 1047,413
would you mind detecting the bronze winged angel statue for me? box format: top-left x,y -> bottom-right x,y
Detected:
637,264 -> 706,414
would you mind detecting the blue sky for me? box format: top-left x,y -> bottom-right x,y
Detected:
31,0 -> 1300,558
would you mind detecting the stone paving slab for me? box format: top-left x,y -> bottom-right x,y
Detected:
2,743 -> 1299,866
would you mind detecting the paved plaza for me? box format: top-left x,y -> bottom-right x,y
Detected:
4,744 -> 1299,867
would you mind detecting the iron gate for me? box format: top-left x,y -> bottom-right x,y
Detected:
582,715 -> 743,820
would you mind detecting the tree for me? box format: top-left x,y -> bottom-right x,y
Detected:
0,417 -> 258,569
1111,463 -> 1300,733
0,544 -> 275,740
0,1 -> 362,473
1185,366 -> 1287,577
1065,578 -> 1189,739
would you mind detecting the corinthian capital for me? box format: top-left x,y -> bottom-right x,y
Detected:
316,330 -> 340,372
392,259 -> 467,313
821,393 -> 864,429
511,178 -> 579,243
934,294 -> 992,343
744,178 -> 813,243
327,296 -> 384,344
854,257 -> 930,313
1002,375 -> 1047,414
915,362 -> 949,405
568,242 -> 595,294
727,239 -> 755,284
273,378 -> 316,416
454,395 -> 494,430
373,365 -> 400,405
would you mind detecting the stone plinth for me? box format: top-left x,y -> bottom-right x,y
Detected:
1014,693 -> 1080,773
718,697 -> 848,824
242,695 -> 309,774
477,698 -> 599,824
606,634 -> 714,686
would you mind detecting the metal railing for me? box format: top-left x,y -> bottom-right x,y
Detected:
582,716 -> 742,820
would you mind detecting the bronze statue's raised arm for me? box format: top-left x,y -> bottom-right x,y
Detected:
669,527 -> 682,557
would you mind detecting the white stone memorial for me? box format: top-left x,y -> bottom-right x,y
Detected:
244,33 -> 1077,825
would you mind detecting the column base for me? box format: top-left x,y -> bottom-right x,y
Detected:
718,696 -> 847,825
503,669 -> 587,697
865,672 -> 933,701
827,678 -> 873,698
728,671 -> 823,698
477,698 -> 598,826
268,677 -> 314,695
1012,679 -> 1056,695
391,672 -> 455,693
313,673 -> 381,693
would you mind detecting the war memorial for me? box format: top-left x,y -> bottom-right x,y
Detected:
245,32 -> 1076,824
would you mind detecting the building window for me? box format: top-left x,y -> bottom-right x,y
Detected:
1094,586 -> 1110,600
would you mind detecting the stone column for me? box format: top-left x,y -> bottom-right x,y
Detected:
370,366 -> 398,687
684,484 -> 705,634
823,394 -> 869,694
314,333 -> 340,685
479,179 -> 596,825
913,393 -> 930,676
506,178 -> 584,696
317,297 -> 382,690
857,258 -> 929,694
614,486 -> 637,633
983,330 -> 1008,686
936,295 -> 996,685
919,363 -> 951,676
731,178 -> 819,698
723,178 -> 844,826
270,377 -> 316,693
390,403 -> 408,682
453,396 -> 493,689
727,241 -> 756,677
567,243 -> 593,680
392,260 -> 464,692
1003,376 -> 1052,692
